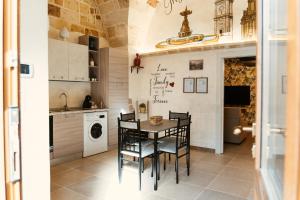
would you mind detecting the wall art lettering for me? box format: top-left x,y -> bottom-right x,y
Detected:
150,64 -> 175,104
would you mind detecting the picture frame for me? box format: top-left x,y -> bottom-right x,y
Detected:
196,77 -> 208,93
183,78 -> 195,93
189,60 -> 204,70
282,75 -> 287,94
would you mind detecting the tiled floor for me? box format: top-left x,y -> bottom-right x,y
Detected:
51,136 -> 255,200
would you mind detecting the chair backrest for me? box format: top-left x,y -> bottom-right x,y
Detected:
169,111 -> 189,120
175,115 -> 191,149
120,111 -> 135,121
118,118 -> 143,155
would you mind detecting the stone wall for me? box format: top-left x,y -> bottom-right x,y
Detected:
48,0 -> 106,44
99,0 -> 129,47
48,0 -> 128,47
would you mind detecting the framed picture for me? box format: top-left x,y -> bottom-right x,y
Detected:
282,75 -> 287,94
196,77 -> 208,93
183,78 -> 195,93
189,60 -> 203,70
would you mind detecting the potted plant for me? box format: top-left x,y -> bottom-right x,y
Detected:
139,103 -> 147,113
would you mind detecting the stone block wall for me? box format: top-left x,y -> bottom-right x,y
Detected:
48,0 -> 129,47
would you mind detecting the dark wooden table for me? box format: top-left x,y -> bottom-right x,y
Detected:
140,119 -> 178,190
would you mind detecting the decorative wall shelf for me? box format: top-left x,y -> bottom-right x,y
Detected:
139,40 -> 257,58
131,65 -> 144,74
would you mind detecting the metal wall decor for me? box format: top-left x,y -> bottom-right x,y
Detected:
156,7 -> 219,48
214,0 -> 234,36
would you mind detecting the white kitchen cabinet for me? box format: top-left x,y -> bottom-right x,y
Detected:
68,42 -> 89,81
48,39 -> 89,82
53,113 -> 83,158
48,39 -> 69,80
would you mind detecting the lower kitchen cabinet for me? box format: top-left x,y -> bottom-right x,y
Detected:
53,113 -> 83,158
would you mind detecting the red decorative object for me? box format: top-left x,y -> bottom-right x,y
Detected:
134,53 -> 141,66
131,53 -> 144,74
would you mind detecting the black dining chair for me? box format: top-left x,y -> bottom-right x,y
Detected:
158,116 -> 191,184
118,118 -> 154,190
164,111 -> 189,162
120,112 -> 149,171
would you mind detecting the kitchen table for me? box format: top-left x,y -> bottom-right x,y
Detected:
140,119 -> 178,190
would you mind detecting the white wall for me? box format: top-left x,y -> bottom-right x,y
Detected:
129,46 -> 256,150
49,82 -> 91,109
20,0 -> 50,199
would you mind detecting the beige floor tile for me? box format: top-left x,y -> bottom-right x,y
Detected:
51,164 -> 73,177
226,158 -> 255,170
143,194 -> 173,200
52,169 -> 94,186
219,166 -> 255,182
62,158 -> 99,169
196,189 -> 246,200
208,176 -> 253,198
51,188 -> 88,200
51,182 -> 62,192
157,179 -> 204,200
178,170 -> 217,187
191,161 -> 225,174
199,154 -> 233,165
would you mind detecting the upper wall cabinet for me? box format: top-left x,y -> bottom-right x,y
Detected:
48,39 -> 88,82
68,43 -> 89,81
49,39 -> 69,80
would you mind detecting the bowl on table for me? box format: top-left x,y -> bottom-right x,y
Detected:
149,116 -> 163,126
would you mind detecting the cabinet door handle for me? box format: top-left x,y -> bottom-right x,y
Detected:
61,76 -> 63,79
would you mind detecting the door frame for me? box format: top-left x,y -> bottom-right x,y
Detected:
283,0 -> 300,199
0,0 -> 6,199
215,45 -> 256,154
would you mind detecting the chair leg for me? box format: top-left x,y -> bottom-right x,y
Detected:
164,153 -> 166,171
139,157 -> 142,191
120,154 -> 124,168
158,154 -> 160,180
142,158 -> 144,173
151,156 -> 154,177
187,151 -> 190,176
176,155 -> 179,184
118,153 -> 122,184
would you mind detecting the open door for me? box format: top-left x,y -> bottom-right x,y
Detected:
3,0 -> 22,199
283,0 -> 300,199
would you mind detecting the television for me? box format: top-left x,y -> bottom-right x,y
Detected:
224,86 -> 250,106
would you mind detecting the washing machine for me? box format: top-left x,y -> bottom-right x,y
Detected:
83,111 -> 108,157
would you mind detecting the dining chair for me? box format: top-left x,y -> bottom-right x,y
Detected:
118,118 -> 154,190
120,112 -> 149,171
165,111 -> 190,162
158,116 -> 191,184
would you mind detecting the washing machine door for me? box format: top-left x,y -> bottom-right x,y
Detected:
89,122 -> 102,140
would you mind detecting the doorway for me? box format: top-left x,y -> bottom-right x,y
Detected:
223,57 -> 256,156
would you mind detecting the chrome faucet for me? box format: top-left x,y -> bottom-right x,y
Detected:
59,92 -> 69,111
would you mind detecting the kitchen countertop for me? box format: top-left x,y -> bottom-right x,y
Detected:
49,108 -> 109,116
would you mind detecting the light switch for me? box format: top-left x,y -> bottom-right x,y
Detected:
20,64 -> 34,78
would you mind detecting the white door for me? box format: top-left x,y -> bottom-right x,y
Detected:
68,43 -> 89,82
48,39 -> 69,80
259,0 -> 288,199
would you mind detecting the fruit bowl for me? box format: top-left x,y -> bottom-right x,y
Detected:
149,116 -> 163,126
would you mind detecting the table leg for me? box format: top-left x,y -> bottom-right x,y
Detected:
154,132 -> 158,190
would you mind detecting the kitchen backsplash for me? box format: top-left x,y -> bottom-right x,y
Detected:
49,81 -> 91,109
